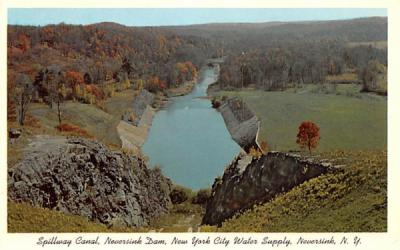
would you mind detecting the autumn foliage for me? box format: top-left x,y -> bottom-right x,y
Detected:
85,84 -> 104,100
260,140 -> 269,153
173,61 -> 198,85
146,76 -> 167,93
296,121 -> 320,154
56,123 -> 93,138
66,70 -> 84,86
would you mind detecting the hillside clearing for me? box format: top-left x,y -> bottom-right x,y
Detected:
215,89 -> 386,151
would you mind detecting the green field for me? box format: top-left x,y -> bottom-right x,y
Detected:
216,87 -> 387,151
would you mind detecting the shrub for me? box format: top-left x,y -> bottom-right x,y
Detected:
211,97 -> 221,108
117,79 -> 132,92
85,84 -> 105,100
103,83 -> 116,98
146,76 -> 166,93
170,189 -> 188,204
221,95 -> 228,102
260,140 -> 269,154
192,189 -> 211,205
249,146 -> 263,159
121,148 -> 135,156
169,185 -> 193,204
24,115 -> 41,128
56,123 -> 93,138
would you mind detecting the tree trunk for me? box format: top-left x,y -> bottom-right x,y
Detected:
18,95 -> 24,126
57,100 -> 62,126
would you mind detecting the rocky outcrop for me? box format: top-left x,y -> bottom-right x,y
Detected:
218,97 -> 259,151
202,152 -> 337,226
8,135 -> 172,228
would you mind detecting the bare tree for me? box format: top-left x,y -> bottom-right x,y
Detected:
13,73 -> 34,126
48,72 -> 67,126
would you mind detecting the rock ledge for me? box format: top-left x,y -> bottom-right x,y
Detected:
8,135 -> 172,227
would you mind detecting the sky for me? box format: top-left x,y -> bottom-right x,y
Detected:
8,8 -> 387,27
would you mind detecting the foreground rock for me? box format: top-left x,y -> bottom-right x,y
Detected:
8,135 -> 172,228
202,152 -> 336,226
218,97 -> 260,152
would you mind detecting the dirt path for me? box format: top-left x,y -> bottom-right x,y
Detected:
148,213 -> 202,232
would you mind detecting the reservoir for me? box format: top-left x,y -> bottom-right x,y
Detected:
142,67 -> 241,189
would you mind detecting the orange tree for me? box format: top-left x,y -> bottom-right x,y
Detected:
296,121 -> 320,154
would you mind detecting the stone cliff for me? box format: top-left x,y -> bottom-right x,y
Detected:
8,135 -> 172,228
202,152 -> 337,226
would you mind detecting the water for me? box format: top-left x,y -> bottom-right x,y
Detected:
142,68 -> 241,189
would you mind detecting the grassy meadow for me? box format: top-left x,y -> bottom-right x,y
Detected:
216,85 -> 387,152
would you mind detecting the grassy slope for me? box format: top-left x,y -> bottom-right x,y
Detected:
216,88 -> 386,151
8,201 -> 203,233
104,89 -> 136,118
8,202 -> 113,233
28,89 -> 139,147
202,150 -> 386,232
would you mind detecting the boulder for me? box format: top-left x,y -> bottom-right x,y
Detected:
8,135 -> 172,227
202,152 -> 336,226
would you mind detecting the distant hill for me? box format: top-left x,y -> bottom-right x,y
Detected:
165,17 -> 387,49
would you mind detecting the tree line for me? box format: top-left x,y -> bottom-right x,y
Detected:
217,41 -> 387,93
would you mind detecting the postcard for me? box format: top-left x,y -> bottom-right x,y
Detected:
1,1 -> 399,249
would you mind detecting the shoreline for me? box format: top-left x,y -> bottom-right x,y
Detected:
117,73 -> 201,154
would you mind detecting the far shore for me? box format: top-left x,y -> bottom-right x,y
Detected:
117,71 -> 204,153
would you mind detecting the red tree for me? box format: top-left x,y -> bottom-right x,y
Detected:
66,70 -> 84,87
296,121 -> 320,154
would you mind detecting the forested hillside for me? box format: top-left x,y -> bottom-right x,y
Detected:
7,22 -> 213,121
8,17 -> 387,119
